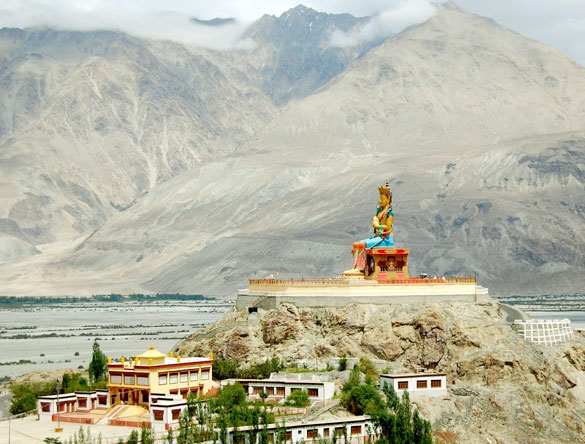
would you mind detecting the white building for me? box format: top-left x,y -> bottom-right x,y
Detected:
37,390 -> 110,422
513,319 -> 574,345
149,393 -> 188,431
222,415 -> 373,444
379,373 -> 447,398
221,379 -> 335,403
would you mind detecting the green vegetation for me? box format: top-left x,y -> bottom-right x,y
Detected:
339,354 -> 348,371
212,356 -> 284,380
10,341 -> 106,414
340,364 -> 433,444
10,372 -> 98,414
285,389 -> 310,407
0,359 -> 35,365
88,339 -> 107,384
0,293 -> 211,309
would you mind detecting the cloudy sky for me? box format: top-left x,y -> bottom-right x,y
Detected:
1,0 -> 584,64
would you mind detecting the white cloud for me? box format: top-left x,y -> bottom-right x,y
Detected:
0,0 -> 584,64
328,0 -> 438,47
0,0 -> 254,49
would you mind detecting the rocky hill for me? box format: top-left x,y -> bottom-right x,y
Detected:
176,298 -> 585,443
1,3 -> 585,297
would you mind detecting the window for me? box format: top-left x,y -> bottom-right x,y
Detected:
124,375 -> 135,385
254,386 -> 264,394
268,433 -> 274,443
180,372 -> 188,383
285,432 -> 292,441
351,426 -> 361,435
153,409 -> 164,421
265,386 -> 275,395
172,409 -> 181,420
137,375 -> 149,386
190,371 -> 198,381
431,379 -> 442,388
307,429 -> 318,439
159,374 -> 167,385
323,429 -> 330,437
41,402 -> 51,413
416,380 -> 427,389
78,398 -> 87,408
397,381 -> 408,390
170,373 -> 178,384
308,388 -> 319,397
98,395 -> 107,405
277,387 -> 285,396
110,374 -> 122,384
201,370 -> 209,380
290,388 -> 300,393
335,427 -> 345,436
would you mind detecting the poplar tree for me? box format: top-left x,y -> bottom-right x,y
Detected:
88,340 -> 107,383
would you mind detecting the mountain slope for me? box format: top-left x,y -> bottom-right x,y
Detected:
0,28 -> 276,261
242,5 -> 378,104
1,4 -> 585,297
255,2 -> 585,157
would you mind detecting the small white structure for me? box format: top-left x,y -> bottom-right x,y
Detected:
379,373 -> 447,398
37,393 -> 77,422
221,379 -> 335,403
37,390 -> 110,422
222,415 -> 373,444
150,393 -> 188,431
513,319 -> 574,345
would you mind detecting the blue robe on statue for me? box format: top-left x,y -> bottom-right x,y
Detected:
361,234 -> 394,249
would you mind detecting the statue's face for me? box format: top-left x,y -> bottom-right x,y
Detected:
378,193 -> 389,207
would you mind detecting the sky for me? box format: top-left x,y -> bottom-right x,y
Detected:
1,0 -> 584,64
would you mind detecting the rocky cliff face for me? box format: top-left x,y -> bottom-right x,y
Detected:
176,299 -> 585,443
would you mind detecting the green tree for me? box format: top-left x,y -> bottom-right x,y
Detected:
382,382 -> 400,411
127,429 -> 139,444
218,410 -> 228,444
341,383 -> 383,415
187,391 -> 197,417
177,409 -> 195,444
260,410 -> 270,444
338,355 -> 348,371
213,358 -> 239,380
214,383 -> 247,411
396,391 -> 414,444
140,423 -> 155,444
285,389 -> 310,407
88,340 -> 107,384
165,428 -> 175,444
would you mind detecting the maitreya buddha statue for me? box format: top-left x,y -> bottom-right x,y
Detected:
363,179 -> 394,248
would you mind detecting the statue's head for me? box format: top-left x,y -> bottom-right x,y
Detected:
377,179 -> 392,207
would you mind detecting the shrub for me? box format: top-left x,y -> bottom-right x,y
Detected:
339,355 -> 348,371
285,389 -> 309,407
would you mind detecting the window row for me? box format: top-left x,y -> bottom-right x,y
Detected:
158,369 -> 209,385
109,373 -> 149,386
396,379 -> 442,390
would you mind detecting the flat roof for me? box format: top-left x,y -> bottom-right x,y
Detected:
380,373 -> 446,379
225,379 -> 331,385
222,415 -> 371,432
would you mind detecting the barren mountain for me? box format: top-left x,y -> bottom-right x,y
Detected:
242,5 -> 378,104
1,3 -> 585,297
0,28 -> 275,263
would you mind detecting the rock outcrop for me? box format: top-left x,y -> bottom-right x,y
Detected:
176,299 -> 585,443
